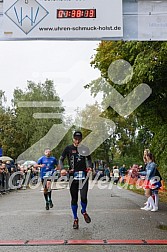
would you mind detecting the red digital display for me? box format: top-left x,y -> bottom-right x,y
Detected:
57,9 -> 96,19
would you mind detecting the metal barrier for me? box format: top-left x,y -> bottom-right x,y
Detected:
0,170 -> 41,193
0,172 -> 10,194
0,171 -> 24,194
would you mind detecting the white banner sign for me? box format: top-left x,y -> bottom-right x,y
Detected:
2,0 -> 123,39
138,0 -> 167,40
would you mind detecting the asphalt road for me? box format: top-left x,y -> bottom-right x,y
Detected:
0,179 -> 167,252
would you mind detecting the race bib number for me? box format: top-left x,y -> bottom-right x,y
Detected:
74,171 -> 86,180
43,171 -> 53,178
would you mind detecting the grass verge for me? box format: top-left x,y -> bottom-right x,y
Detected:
120,182 -> 167,203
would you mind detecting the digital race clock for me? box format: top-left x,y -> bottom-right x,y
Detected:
57,9 -> 96,19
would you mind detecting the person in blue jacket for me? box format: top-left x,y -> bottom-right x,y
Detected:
139,152 -> 161,212
36,148 -> 58,210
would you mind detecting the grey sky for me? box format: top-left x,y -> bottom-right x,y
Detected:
0,41 -> 101,112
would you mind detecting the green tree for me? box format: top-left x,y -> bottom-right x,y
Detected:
87,41 -> 167,177
0,90 -> 23,158
75,103 -> 115,163
89,41 -> 167,132
12,79 -> 65,159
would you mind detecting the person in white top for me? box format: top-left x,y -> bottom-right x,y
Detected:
113,166 -> 120,184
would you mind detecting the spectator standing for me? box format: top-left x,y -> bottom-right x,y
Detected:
113,166 -> 120,185
104,164 -> 111,181
140,153 -> 160,212
119,164 -> 126,183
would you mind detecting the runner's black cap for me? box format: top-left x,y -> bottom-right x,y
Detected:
73,131 -> 82,139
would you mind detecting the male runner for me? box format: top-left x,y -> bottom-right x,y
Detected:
59,131 -> 92,229
36,148 -> 58,210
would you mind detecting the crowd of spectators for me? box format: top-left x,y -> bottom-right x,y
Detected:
0,160 -> 40,194
0,156 -> 164,195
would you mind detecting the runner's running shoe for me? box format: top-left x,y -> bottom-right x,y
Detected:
73,218 -> 79,229
49,200 -> 53,208
46,202 -> 49,210
81,211 -> 91,223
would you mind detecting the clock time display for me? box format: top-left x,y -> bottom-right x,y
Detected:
57,9 -> 96,19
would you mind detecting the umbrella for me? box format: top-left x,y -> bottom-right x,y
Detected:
16,160 -> 25,165
0,156 -> 13,162
23,160 -> 37,166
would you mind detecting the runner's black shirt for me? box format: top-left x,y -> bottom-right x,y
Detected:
60,144 -> 92,172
